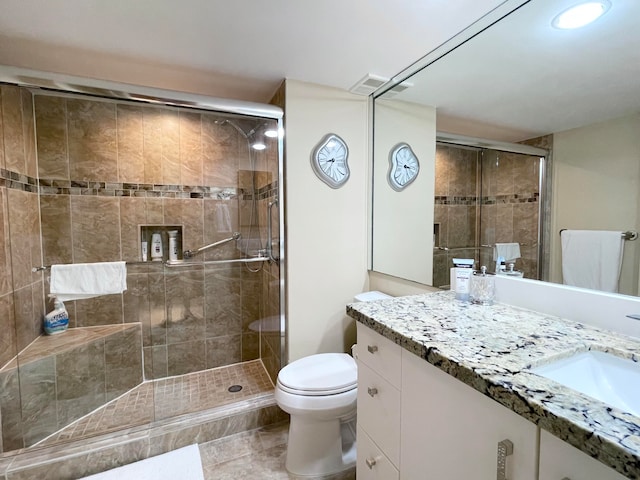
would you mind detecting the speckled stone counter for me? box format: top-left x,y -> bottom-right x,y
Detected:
347,290 -> 640,479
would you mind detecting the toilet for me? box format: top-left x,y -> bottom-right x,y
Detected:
275,291 -> 391,477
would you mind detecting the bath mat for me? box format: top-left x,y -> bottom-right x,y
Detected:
81,444 -> 205,480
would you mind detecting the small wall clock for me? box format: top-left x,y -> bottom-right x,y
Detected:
388,143 -> 419,191
311,133 -> 350,189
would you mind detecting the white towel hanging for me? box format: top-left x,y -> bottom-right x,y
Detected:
50,261 -> 127,302
560,230 -> 624,293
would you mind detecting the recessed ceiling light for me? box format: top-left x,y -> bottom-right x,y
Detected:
252,142 -> 266,151
552,1 -> 611,29
264,129 -> 278,138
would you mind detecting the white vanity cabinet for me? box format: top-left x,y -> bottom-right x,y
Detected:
401,348 -> 538,480
356,323 -> 401,479
538,430 -> 628,480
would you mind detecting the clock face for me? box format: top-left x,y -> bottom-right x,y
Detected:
311,133 -> 350,188
388,143 -> 419,191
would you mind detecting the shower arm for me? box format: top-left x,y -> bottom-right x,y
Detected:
183,232 -> 241,259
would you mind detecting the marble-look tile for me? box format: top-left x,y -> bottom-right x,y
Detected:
119,197 -> 147,262
67,98 -> 117,182
0,292 -> 16,368
19,356 -> 58,447
163,198 -> 204,257
0,86 -> 5,169
34,95 -> 69,179
150,344 -> 168,379
8,189 -> 40,290
495,203 -> 514,243
104,327 -> 143,401
0,188 -> 13,296
21,89 -> 37,179
39,194 -> 73,266
149,270 -> 167,346
206,335 -> 241,369
56,340 -> 106,428
446,205 -> 476,249
116,103 -> 144,184
1,85 -> 26,174
123,272 -> 151,345
204,265 -> 241,338
74,294 -> 124,327
14,284 -> 38,352
167,340 -> 206,376
0,367 -> 24,451
6,437 -> 150,480
204,198 -> 239,240
165,267 -> 205,344
161,110 -> 180,185
448,148 -> 478,197
242,332 -> 259,362
142,107 -> 164,185
70,195 -> 121,263
202,115 -> 242,188
180,111 -> 203,186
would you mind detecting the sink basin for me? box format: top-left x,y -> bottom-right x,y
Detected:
531,351 -> 640,417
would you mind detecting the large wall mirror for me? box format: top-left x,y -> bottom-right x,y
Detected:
371,0 -> 640,296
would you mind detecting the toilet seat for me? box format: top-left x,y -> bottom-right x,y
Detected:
277,353 -> 357,396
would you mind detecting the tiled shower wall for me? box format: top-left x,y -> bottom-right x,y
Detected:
433,143 -> 542,286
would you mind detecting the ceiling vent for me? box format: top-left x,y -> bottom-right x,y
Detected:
381,81 -> 414,99
349,74 -> 389,96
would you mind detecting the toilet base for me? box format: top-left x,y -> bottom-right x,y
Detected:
285,415 -> 356,477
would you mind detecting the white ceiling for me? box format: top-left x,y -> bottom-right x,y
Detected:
0,0 -> 506,102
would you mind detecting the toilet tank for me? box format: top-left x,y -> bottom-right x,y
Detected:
353,291 -> 392,302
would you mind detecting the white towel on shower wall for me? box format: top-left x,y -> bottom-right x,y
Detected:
561,230 -> 624,293
493,243 -> 521,261
50,261 -> 127,302
215,202 -> 232,233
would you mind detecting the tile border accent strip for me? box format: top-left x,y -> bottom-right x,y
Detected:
0,169 -> 278,200
435,193 -> 539,206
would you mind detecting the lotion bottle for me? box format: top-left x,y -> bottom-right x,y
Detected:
151,232 -> 163,261
168,230 -> 179,261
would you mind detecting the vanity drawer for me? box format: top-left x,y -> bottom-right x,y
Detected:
357,360 -> 401,468
357,323 -> 401,388
357,424 -> 399,480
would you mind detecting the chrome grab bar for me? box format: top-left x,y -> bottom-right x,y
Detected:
183,232 -> 241,259
165,257 -> 269,267
267,197 -> 279,262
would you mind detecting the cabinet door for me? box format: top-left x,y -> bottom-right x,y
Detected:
401,349 -> 537,480
538,430 -> 628,480
357,425 -> 399,480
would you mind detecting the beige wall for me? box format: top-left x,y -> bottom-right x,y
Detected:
372,99 -> 436,285
284,80 -> 369,362
550,113 -> 640,295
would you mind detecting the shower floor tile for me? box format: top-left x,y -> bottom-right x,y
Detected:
39,360 -> 274,446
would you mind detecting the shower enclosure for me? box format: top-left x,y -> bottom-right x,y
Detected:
433,140 -> 547,287
0,82 -> 285,462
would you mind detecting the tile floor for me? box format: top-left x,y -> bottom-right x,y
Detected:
199,422 -> 356,480
40,360 -> 274,446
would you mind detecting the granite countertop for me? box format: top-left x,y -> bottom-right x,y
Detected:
347,290 -> 640,479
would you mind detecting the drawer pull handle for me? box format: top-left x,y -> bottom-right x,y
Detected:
497,439 -> 514,480
367,387 -> 378,397
366,457 -> 377,469
367,345 -> 378,353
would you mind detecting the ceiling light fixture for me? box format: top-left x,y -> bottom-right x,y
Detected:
252,142 -> 266,151
264,129 -> 279,138
552,1 -> 611,29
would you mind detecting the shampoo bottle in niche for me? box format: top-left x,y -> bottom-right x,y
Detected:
151,232 -> 163,261
44,296 -> 69,335
168,230 -> 179,261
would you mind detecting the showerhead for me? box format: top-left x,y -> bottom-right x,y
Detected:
214,118 -> 261,138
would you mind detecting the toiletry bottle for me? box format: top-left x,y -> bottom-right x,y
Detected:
151,232 -> 163,261
141,240 -> 148,262
44,296 -> 69,335
168,230 -> 179,261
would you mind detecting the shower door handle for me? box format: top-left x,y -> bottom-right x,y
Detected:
267,198 -> 279,262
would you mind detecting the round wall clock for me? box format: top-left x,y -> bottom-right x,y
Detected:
388,143 -> 419,191
311,133 -> 350,189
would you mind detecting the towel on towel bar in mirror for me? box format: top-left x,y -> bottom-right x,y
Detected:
560,230 -> 624,293
50,261 -> 127,302
493,243 -> 521,261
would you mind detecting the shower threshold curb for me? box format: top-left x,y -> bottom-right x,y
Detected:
0,392 -> 286,479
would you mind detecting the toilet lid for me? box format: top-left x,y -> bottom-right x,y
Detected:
278,353 -> 357,395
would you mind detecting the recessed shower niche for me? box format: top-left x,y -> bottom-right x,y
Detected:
140,225 -> 183,262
